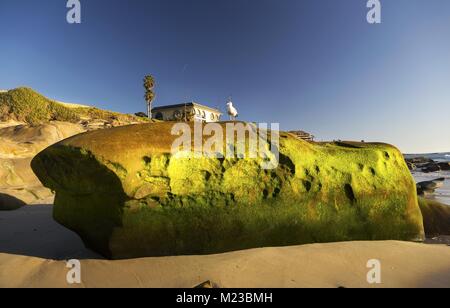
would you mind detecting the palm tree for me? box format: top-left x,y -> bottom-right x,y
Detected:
143,75 -> 155,119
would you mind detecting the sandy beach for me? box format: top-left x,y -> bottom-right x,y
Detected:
1,0 -> 450,291
1,206 -> 450,288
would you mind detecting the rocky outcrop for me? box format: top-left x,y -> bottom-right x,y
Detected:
405,156 -> 450,173
406,161 -> 417,171
405,157 -> 434,165
416,178 -> 446,195
439,162 -> 450,171
419,198 -> 450,237
0,122 -> 85,206
288,130 -> 315,141
32,122 -> 425,259
421,163 -> 441,173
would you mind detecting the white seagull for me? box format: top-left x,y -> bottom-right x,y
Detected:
226,99 -> 238,121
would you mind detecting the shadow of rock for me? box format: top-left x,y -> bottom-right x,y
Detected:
0,193 -> 26,211
415,267 -> 450,288
0,205 -> 102,260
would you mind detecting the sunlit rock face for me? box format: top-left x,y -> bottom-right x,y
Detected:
0,121 -> 85,208
0,87 -> 149,208
32,122 -> 424,259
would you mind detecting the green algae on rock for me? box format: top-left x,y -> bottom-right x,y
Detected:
31,122 -> 424,259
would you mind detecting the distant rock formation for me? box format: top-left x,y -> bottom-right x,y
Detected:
439,162 -> 450,171
32,122 -> 424,259
288,130 -> 315,141
416,178 -> 445,195
405,156 -> 450,173
0,122 -> 85,206
421,163 -> 441,173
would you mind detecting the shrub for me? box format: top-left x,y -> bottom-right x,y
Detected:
0,87 -> 80,125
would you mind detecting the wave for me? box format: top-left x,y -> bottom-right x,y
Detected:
405,152 -> 450,162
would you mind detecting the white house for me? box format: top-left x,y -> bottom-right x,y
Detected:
152,102 -> 222,123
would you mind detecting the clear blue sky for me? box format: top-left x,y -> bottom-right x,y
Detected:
1,0 -> 449,153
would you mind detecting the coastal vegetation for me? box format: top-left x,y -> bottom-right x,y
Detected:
0,87 -> 147,126
0,87 -> 80,125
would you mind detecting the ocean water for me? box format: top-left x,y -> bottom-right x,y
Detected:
406,152 -> 450,206
404,152 -> 450,163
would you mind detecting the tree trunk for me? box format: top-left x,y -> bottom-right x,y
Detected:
147,102 -> 152,120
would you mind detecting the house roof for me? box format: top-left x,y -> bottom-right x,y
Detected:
152,102 -> 222,114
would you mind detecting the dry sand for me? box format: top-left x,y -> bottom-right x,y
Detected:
1,206 -> 450,288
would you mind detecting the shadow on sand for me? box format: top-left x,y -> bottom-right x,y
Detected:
0,205 -> 102,260
0,193 -> 27,211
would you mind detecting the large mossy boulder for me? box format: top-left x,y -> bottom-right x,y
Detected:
31,122 -> 424,259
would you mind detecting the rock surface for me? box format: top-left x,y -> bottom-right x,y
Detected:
416,178 -> 446,195
32,122 -> 425,259
418,198 -> 450,237
405,157 -> 434,165
421,163 -> 441,173
439,162 -> 450,171
405,158 -> 450,173
0,122 -> 85,206
404,157 -> 449,173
